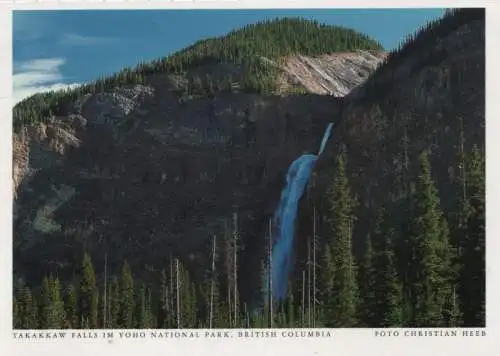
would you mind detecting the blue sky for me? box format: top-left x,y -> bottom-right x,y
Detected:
13,9 -> 445,103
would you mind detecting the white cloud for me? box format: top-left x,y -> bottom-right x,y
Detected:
58,33 -> 116,47
13,58 -> 80,104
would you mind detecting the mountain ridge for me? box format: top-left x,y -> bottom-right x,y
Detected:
13,17 -> 383,129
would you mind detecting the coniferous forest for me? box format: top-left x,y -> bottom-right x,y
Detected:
13,9 -> 485,329
13,146 -> 485,329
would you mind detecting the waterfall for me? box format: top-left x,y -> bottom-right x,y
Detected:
266,123 -> 333,301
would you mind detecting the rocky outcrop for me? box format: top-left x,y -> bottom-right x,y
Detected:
279,51 -> 386,96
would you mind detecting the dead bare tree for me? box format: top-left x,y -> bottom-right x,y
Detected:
312,205 -> 317,328
268,218 -> 273,328
210,234 -> 216,329
103,253 -> 107,328
244,302 -> 250,328
170,254 -> 174,322
302,270 -> 306,327
176,258 -> 180,329
224,220 -> 233,328
233,212 -> 238,327
307,235 -> 311,327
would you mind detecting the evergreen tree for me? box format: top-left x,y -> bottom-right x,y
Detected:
438,218 -> 462,327
17,286 -> 38,329
51,277 -> 66,328
286,280 -> 296,327
357,234 -> 376,326
409,151 -> 452,326
181,270 -> 198,328
145,287 -> 155,328
98,284 -> 106,328
136,283 -> 153,328
79,253 -> 98,328
453,116 -> 471,254
109,276 -> 121,328
39,276 -> 52,328
325,154 -> 358,327
65,283 -> 78,328
13,293 -> 19,328
259,259 -> 270,328
91,289 -> 99,329
371,208 -> 403,327
203,264 -> 223,328
459,145 -> 485,326
318,243 -> 334,325
38,275 -> 65,328
157,268 -> 170,328
119,261 -> 135,328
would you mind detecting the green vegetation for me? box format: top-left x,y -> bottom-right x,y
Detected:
13,143 -> 485,328
13,17 -> 382,129
321,155 -> 358,326
12,9 -> 485,329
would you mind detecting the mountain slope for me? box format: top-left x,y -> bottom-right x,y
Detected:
12,10 -> 485,328
12,18 -> 383,286
296,7 -> 485,325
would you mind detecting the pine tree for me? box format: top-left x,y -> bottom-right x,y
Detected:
51,277 -> 66,328
91,289 -> 99,329
204,262 -> 223,328
453,116 -> 471,254
79,253 -> 98,328
181,270 -> 198,328
325,154 -> 358,327
102,254 -> 108,328
38,275 -> 65,328
145,287 -> 155,328
98,285 -> 106,328
442,285 -> 462,327
17,286 -> 38,329
459,145 -> 485,326
318,243 -> 334,325
158,268 -> 170,328
209,234 -> 217,328
222,222 -> 234,327
438,218 -> 462,326
259,259 -> 270,328
136,283 -> 153,328
109,276 -> 121,328
119,261 -> 135,328
175,258 -> 181,328
65,283 -> 78,328
409,151 -> 452,326
39,276 -> 52,328
371,208 -> 403,327
13,292 -> 19,328
286,280 -> 296,326
358,234 -> 376,326
232,214 -> 240,328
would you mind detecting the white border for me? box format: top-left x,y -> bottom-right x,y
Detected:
1,1 -> 499,356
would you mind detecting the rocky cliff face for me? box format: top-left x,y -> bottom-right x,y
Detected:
13,50 -> 383,284
279,51 -> 386,95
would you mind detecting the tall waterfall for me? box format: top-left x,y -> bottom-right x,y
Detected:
267,123 -> 333,301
